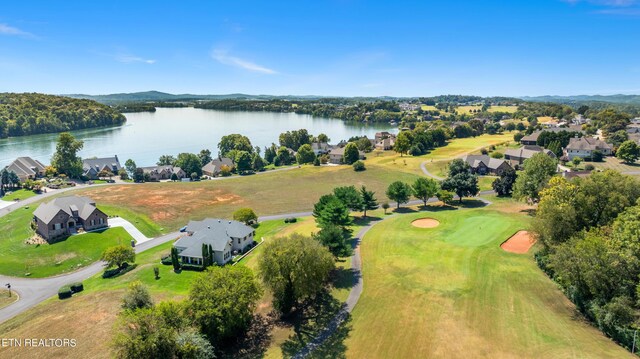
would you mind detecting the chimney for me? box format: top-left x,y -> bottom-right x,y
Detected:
207,226 -> 210,229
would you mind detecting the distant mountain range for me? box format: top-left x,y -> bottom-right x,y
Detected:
64,90 -> 640,106
521,94 -> 640,105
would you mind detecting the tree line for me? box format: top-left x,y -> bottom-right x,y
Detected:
0,93 -> 126,138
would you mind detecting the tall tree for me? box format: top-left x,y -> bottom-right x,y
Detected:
258,234 -> 335,315
157,155 -> 177,166
296,144 -> 316,164
342,142 -> 360,165
412,177 -> 439,206
218,134 -> 254,157
492,167 -> 517,196
175,153 -> 203,177
512,153 -> 557,202
441,159 -> 479,203
333,185 -> 363,212
394,131 -> 412,156
51,132 -> 84,178
197,149 -> 212,167
188,266 -> 262,343
616,140 -> 640,164
386,181 -> 412,209
313,194 -> 352,229
314,223 -> 352,257
360,186 -> 379,218
234,150 -> 253,173
125,159 -> 137,176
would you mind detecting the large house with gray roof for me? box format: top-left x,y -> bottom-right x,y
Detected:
173,218 -> 256,266
462,155 -> 512,175
5,157 -> 46,182
504,145 -> 556,166
82,156 -> 121,180
202,157 -> 234,177
139,165 -> 186,181
33,196 -> 108,242
564,137 -> 613,160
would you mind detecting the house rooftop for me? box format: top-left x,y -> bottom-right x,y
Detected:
174,218 -> 254,256
33,196 -> 98,224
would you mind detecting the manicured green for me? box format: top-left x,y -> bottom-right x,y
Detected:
2,189 -> 38,201
346,206 -> 633,358
0,206 -> 134,277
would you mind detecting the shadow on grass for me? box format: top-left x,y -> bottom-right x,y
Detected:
520,208 -> 536,217
102,263 -> 138,279
331,267 -> 359,291
280,290 -> 352,359
458,199 -> 489,208
352,216 -> 383,226
392,207 -> 417,214
219,313 -> 274,359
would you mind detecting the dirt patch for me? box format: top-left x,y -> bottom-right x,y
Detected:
501,230 -> 536,254
411,218 -> 440,228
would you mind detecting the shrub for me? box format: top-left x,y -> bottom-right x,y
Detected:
352,160 -> 366,171
102,263 -> 136,278
58,285 -> 72,300
70,282 -> 84,293
219,165 -> 232,177
490,152 -> 503,159
584,164 -> 595,171
180,263 -> 205,271
161,255 -> 172,265
284,217 -> 297,223
122,281 -> 154,311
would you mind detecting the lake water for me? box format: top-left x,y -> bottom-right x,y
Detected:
0,107 -> 396,167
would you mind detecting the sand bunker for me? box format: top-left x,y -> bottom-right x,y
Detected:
411,218 -> 440,228
501,231 -> 536,254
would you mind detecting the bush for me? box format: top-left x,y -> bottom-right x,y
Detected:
284,217 -> 297,223
584,164 -> 595,171
352,160 -> 366,171
490,152 -> 504,159
161,255 -> 172,265
70,282 -> 84,293
180,263 -> 205,271
58,285 -> 72,300
102,263 -> 136,278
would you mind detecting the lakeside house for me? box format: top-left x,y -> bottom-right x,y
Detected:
311,142 -> 331,155
82,156 -> 122,180
33,196 -> 108,242
5,157 -> 46,182
462,155 -> 512,175
564,137 -> 613,160
173,218 -> 256,266
374,131 -> 396,150
202,157 -> 234,177
504,145 -> 556,166
139,165 -> 186,181
328,147 -> 366,164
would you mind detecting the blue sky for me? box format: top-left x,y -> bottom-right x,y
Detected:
1,0 -> 639,97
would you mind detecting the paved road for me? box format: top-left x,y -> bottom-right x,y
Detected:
293,219 -> 382,359
108,217 -> 151,244
420,160 -> 444,180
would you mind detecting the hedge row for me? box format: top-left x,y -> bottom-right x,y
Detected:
58,281 -> 84,300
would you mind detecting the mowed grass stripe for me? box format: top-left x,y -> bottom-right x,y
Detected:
346,208 -> 632,358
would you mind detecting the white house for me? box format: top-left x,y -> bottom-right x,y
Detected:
564,137 -> 613,160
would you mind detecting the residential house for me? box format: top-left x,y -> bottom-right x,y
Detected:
33,196 -> 108,241
82,156 -> 121,180
328,147 -> 366,164
5,157 -> 46,182
374,131 -> 396,150
311,142 -> 331,155
139,165 -> 186,181
462,155 -> 512,176
202,157 -> 234,177
564,137 -> 613,160
173,218 -> 256,266
504,145 -> 556,166
519,132 -> 540,146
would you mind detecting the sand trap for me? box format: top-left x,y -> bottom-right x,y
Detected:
411,218 -> 440,228
501,231 -> 536,254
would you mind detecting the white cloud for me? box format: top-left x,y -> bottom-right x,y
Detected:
0,23 -> 35,38
211,49 -> 276,74
115,54 -> 156,64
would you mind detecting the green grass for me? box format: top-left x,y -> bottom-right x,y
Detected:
98,204 -> 163,237
345,205 -> 632,358
0,206 -> 133,277
0,289 -> 18,309
2,189 -> 38,201
593,156 -> 640,173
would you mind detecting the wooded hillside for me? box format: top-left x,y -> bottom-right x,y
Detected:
0,93 -> 126,138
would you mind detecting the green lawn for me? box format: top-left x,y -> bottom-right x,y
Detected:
592,156 -> 640,173
344,205 -> 632,358
2,189 -> 38,201
0,289 -> 18,309
98,204 -> 164,238
0,206 -> 134,277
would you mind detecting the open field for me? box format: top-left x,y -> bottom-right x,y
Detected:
0,206 -> 133,277
592,156 -> 640,173
73,163 -> 422,231
344,203 -> 632,358
537,116 -> 556,124
488,105 -> 518,113
1,189 -> 38,201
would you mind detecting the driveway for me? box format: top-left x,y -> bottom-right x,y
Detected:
108,217 -> 151,244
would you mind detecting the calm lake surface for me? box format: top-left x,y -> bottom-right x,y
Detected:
0,107 -> 396,167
